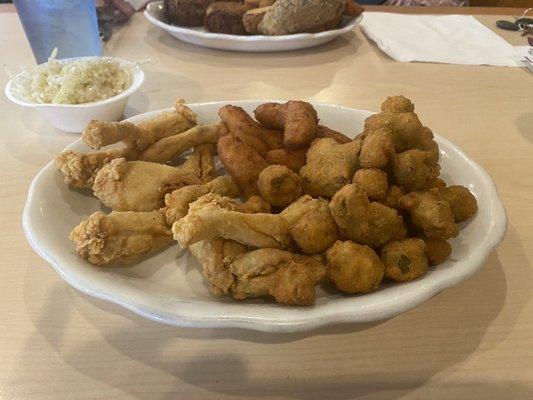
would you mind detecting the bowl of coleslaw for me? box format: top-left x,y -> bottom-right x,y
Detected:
5,52 -> 144,133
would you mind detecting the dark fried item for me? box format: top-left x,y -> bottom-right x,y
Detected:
244,0 -> 275,6
261,129 -> 285,150
204,2 -> 250,34
353,168 -> 388,200
326,240 -> 384,293
217,135 -> 268,197
254,101 -> 318,149
258,0 -> 344,35
381,95 -> 415,113
300,138 -> 361,198
265,148 -> 307,172
342,0 -> 364,17
330,184 -> 406,248
439,185 -> 478,222
218,105 -> 269,156
431,177 -> 447,189
359,128 -> 395,169
282,196 -> 338,254
165,0 -> 212,27
423,237 -> 452,266
316,125 -> 352,144
243,6 -> 271,34
381,239 -> 428,282
415,127 -> 440,160
257,165 -> 303,207
392,149 -> 440,192
398,189 -> 458,239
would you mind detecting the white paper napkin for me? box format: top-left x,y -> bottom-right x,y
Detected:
360,12 -> 520,67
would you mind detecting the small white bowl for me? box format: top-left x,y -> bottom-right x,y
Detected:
5,57 -> 145,133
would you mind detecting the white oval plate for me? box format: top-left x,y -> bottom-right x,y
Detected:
23,100 -> 507,332
144,1 -> 362,52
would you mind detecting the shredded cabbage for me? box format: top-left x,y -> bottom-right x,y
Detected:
12,49 -> 133,104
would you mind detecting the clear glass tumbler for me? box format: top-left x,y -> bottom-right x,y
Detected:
13,0 -> 102,64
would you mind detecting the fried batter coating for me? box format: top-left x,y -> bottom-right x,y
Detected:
55,146 -> 139,189
70,210 -> 173,266
243,6 -> 270,34
237,195 -> 272,214
343,0 -> 364,16
257,165 -> 303,207
254,101 -> 318,149
265,148 -> 307,172
300,138 -> 362,198
326,240 -> 384,293
363,112 -> 424,152
381,239 -> 428,282
189,238 -> 247,296
439,185 -> 478,222
353,168 -> 388,200
330,184 -> 406,248
218,105 -> 270,156
261,129 -> 285,150
164,176 -> 240,224
380,185 -> 405,209
422,237 -> 452,266
430,177 -> 447,189
139,123 -> 228,164
392,149 -> 440,192
204,2 -> 250,35
381,95 -> 415,113
359,128 -> 395,169
217,134 -> 269,198
281,195 -> 338,254
398,189 -> 458,239
173,194 -> 290,248
83,100 -> 197,151
229,248 -> 325,305
415,127 -> 440,160
93,158 -> 201,212
316,125 -> 352,144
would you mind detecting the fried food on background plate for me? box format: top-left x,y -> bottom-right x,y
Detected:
164,176 -> 240,224
258,0 -> 344,35
300,138 -> 362,198
381,95 -> 415,113
83,100 -> 197,151
55,147 -> 139,189
217,134 -> 269,197
92,158 -> 201,212
379,185 -> 406,209
254,101 -> 318,149
257,165 -> 303,207
330,183 -> 406,248
422,237 -> 452,266
243,6 -> 272,34
398,189 -> 458,240
237,195 -> 272,213
205,2 -> 251,35
353,168 -> 388,201
342,0 -> 364,17
439,185 -> 478,222
392,149 -> 440,192
70,210 -> 173,266
326,240 -> 384,293
173,194 -> 291,248
281,195 -> 338,254
138,123 -> 228,164
265,148 -> 307,172
381,238 -> 428,282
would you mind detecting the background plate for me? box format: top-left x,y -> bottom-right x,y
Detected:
144,1 -> 363,52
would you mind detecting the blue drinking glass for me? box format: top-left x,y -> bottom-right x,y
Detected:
13,0 -> 102,64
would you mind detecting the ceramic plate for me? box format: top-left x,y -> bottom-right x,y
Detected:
144,1 -> 362,52
23,100 -> 507,332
